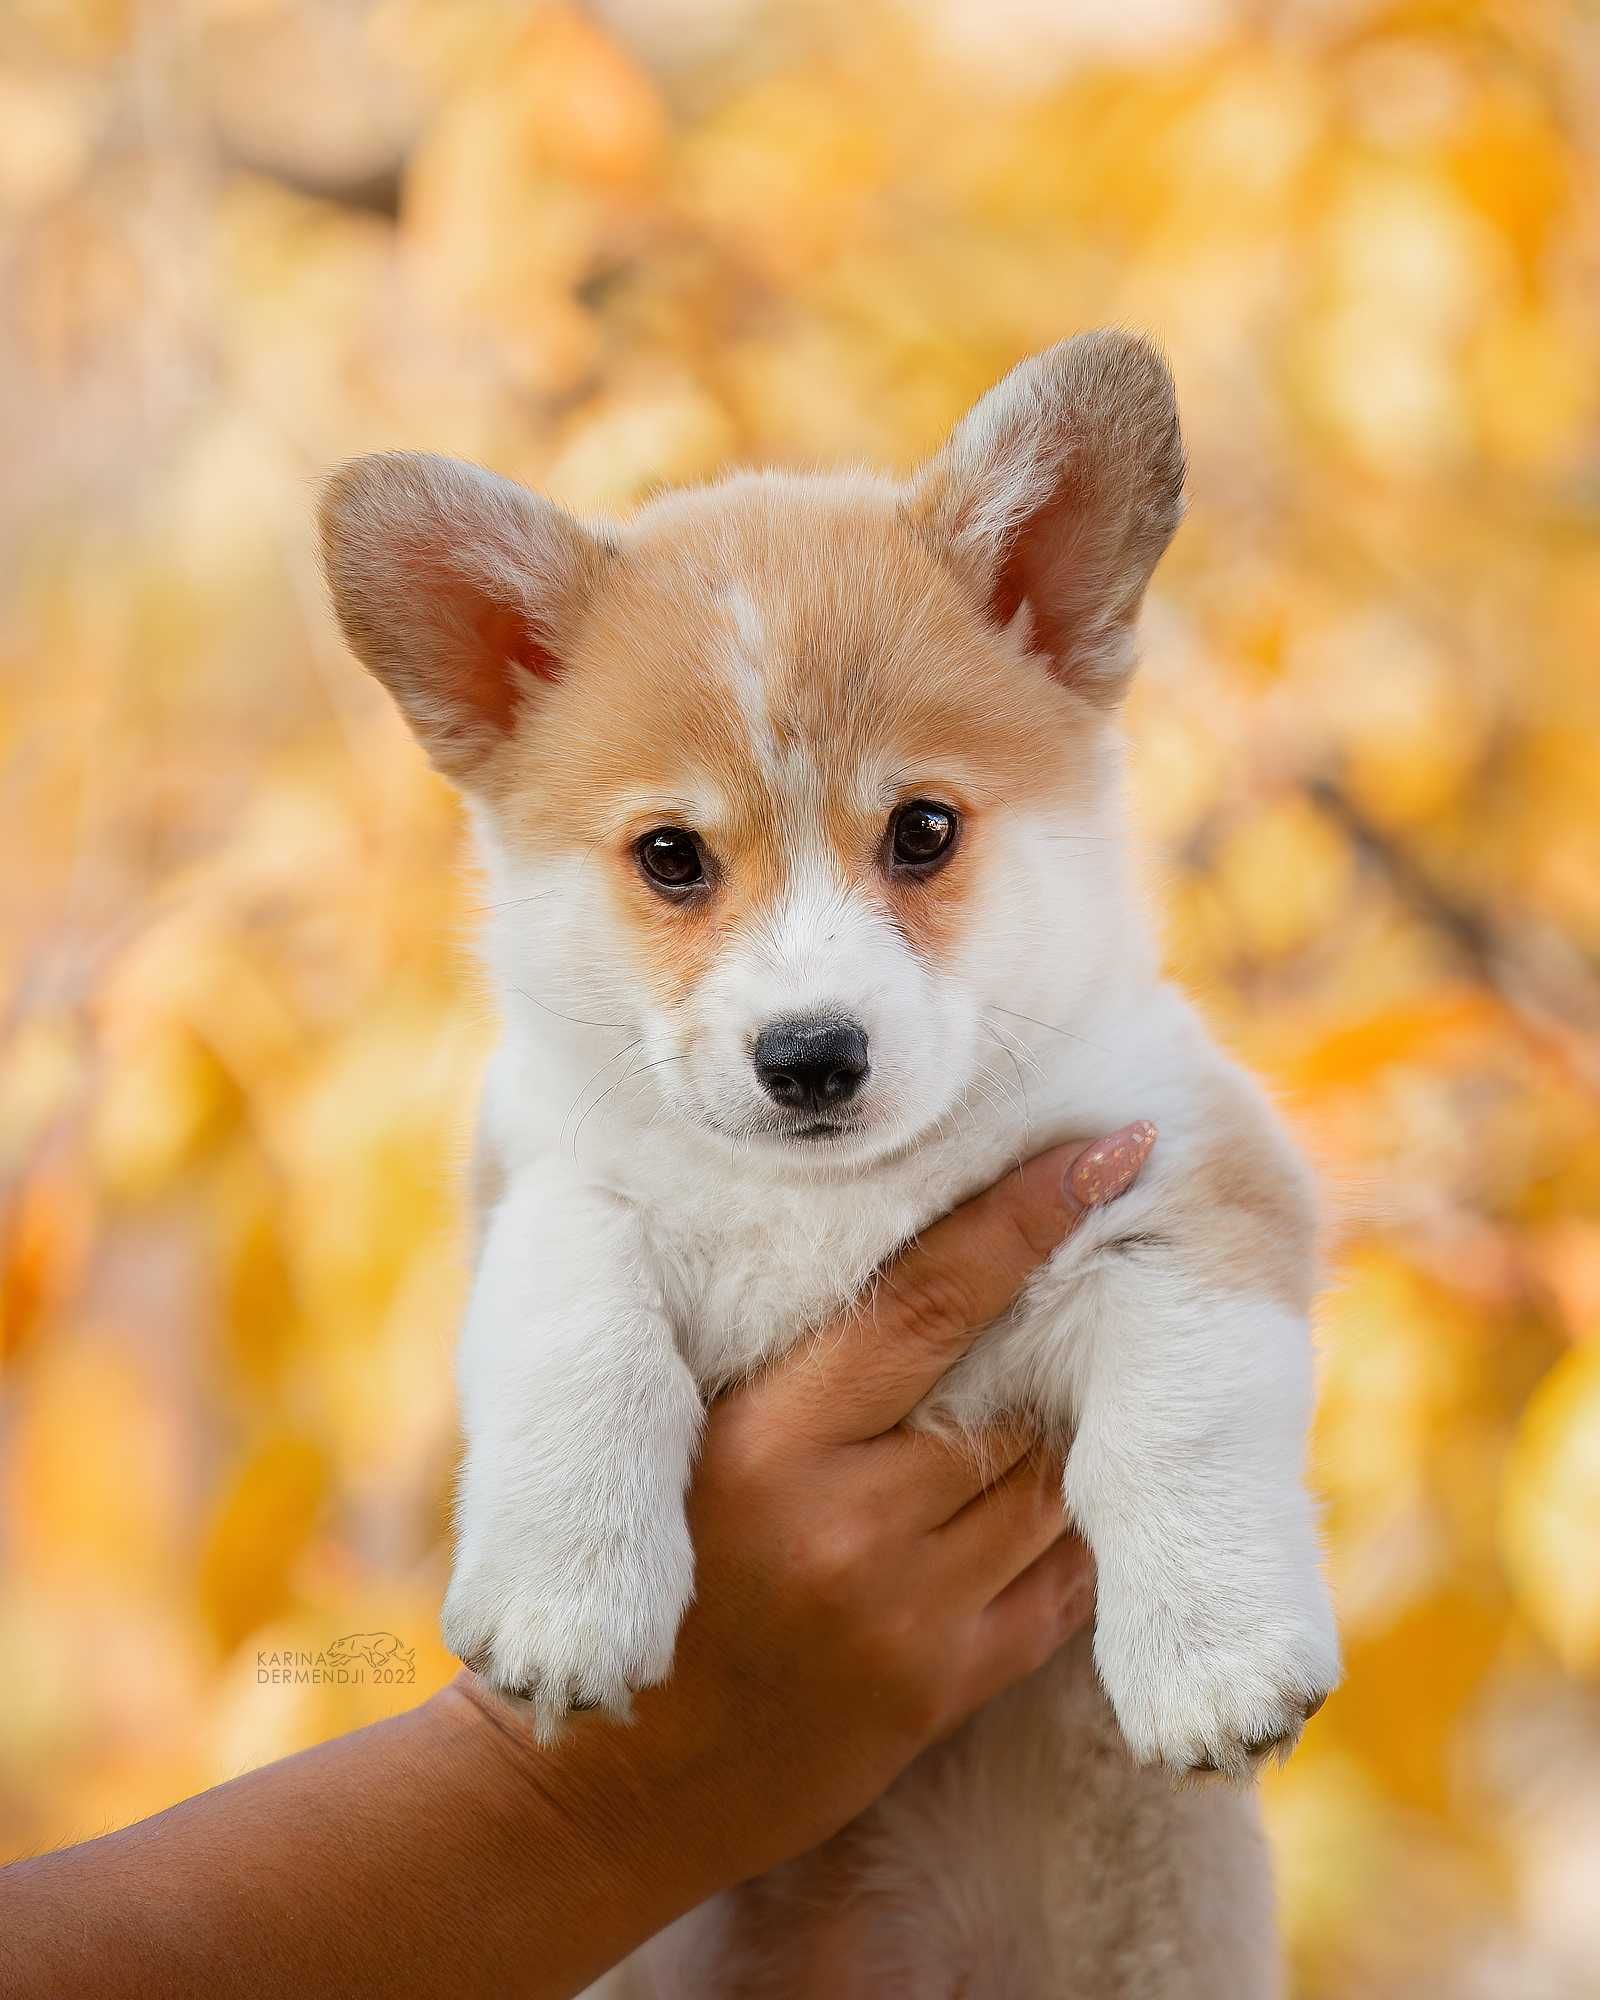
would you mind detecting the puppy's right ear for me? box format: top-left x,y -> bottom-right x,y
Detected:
318,453 -> 611,783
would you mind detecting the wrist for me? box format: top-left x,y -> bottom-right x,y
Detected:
441,1673 -> 734,1961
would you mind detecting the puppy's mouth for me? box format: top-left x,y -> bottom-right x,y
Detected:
743,1110 -> 870,1148
696,1102 -> 887,1155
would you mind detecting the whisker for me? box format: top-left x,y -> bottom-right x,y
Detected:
469,890 -> 562,913
976,1064 -> 1029,1131
992,1029 -> 1044,1082
562,1038 -> 642,1151
967,1071 -> 1010,1120
617,1053 -> 690,1095
985,1003 -> 1109,1055
572,1045 -> 649,1159
573,1050 -> 694,1156
981,1020 -> 1035,1106
513,986 -> 631,1032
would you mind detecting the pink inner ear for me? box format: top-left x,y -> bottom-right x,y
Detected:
459,603 -> 561,735
987,480 -> 1082,673
989,532 -> 1048,661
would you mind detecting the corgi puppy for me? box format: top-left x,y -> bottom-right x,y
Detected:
320,331 -> 1340,1998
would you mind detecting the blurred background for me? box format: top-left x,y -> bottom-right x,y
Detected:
1,0 -> 1597,1990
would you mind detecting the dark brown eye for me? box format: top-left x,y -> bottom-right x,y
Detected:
888,800 -> 959,873
636,827 -> 706,891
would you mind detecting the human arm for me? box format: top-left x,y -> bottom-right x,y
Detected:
0,1129 -> 1151,1999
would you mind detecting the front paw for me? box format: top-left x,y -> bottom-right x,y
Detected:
443,1511 -> 694,1738
1095,1566 -> 1340,1783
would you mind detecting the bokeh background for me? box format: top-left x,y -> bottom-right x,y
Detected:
2,0 -> 1598,1990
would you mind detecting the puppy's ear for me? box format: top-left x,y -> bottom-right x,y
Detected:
907,331 -> 1184,704
319,453 -> 611,781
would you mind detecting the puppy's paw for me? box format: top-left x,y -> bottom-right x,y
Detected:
1095,1568 -> 1340,1783
443,1511 -> 694,1740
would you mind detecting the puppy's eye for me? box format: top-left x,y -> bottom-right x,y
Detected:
888,800 -> 959,873
636,827 -> 706,892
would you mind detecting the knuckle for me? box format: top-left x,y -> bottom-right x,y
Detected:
882,1261 -> 982,1350
870,1604 -> 920,1664
1001,1198 -> 1067,1270
897,1681 -> 948,1742
1011,1608 -> 1064,1681
704,1407 -> 779,1493
860,1614 -> 942,1726
794,1522 -> 868,1599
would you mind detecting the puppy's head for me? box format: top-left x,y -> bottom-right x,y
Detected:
321,332 -> 1183,1167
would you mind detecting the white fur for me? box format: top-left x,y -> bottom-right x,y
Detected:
719,585 -> 787,785
442,1169 -> 702,1734
451,760 -> 1338,1995
324,336 -> 1337,1996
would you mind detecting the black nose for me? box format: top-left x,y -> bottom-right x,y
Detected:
752,1018 -> 870,1114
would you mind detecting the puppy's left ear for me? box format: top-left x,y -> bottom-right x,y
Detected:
907,331 -> 1185,704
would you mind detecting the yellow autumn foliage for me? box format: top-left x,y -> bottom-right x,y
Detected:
1,3 -> 1597,1991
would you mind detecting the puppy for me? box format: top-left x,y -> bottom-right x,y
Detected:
320,331 -> 1339,1997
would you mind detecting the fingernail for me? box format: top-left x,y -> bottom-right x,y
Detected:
1067,1121 -> 1157,1208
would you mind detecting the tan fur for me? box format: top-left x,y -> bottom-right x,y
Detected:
483,475 -> 1092,998
318,333 -> 1328,2000
1100,1084 -> 1319,1321
1186,1137 -> 1318,1315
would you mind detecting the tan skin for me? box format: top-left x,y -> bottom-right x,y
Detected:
0,1129 -> 1153,1999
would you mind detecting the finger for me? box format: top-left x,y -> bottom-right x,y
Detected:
870,1418 -> 1043,1530
961,1536 -> 1096,1711
771,1123 -> 1156,1443
937,1449 -> 1073,1603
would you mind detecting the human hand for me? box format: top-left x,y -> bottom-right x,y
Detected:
463,1123 -> 1155,1896
0,1132 -> 1155,2000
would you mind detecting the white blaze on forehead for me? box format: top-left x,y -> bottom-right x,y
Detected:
719,586 -> 790,787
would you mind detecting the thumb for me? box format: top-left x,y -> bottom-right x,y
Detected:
783,1121 -> 1159,1442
